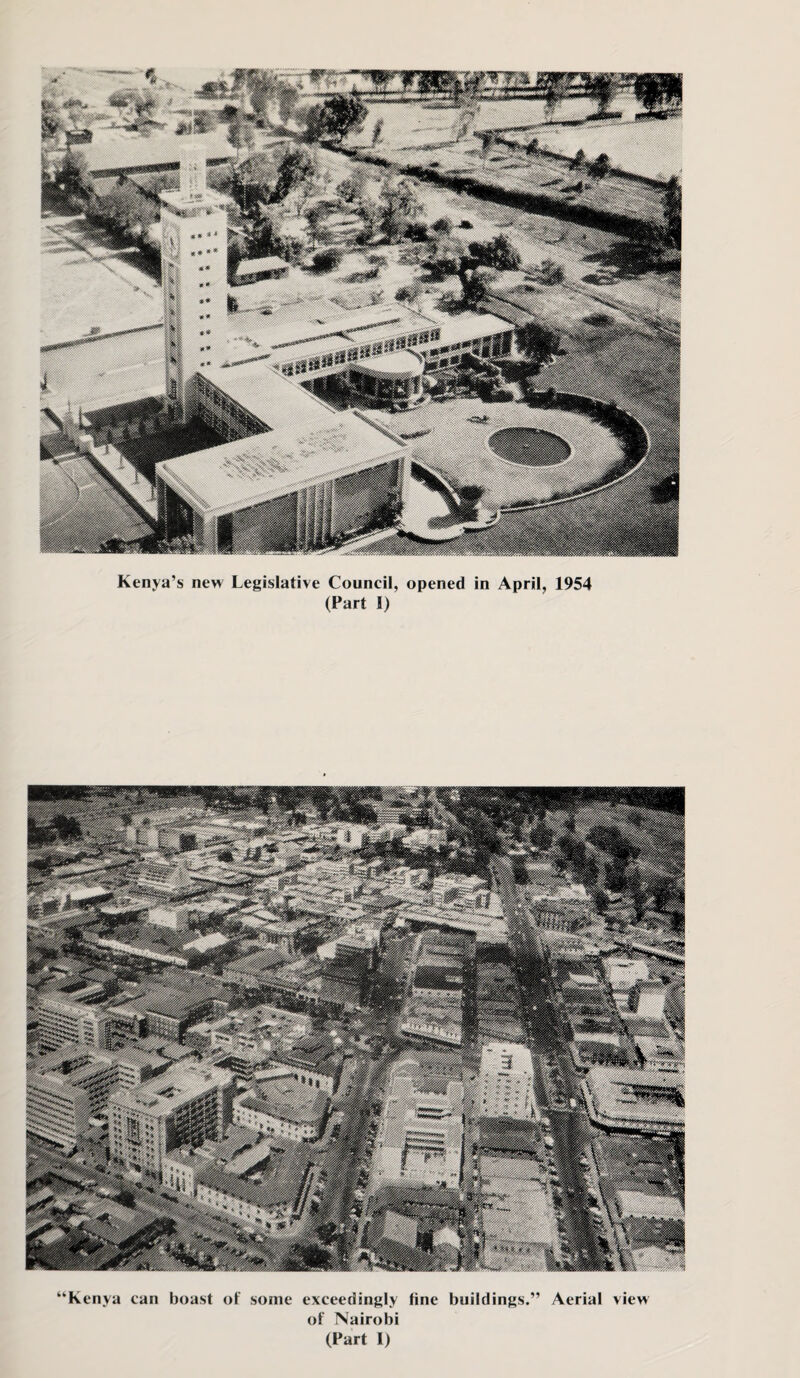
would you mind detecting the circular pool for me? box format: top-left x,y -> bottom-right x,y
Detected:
487,426 -> 571,468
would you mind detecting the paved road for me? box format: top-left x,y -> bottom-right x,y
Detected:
492,854 -> 609,1270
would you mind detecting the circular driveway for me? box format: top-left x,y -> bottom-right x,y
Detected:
399,398 -> 632,508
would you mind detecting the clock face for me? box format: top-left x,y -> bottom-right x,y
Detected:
164,225 -> 179,259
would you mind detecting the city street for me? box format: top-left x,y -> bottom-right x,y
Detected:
492,855 -> 607,1270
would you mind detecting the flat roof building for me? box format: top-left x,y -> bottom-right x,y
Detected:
28,1046 -> 120,1151
375,1070 -> 464,1191
109,1063 -> 233,1180
157,402 -> 409,554
581,1067 -> 685,1135
479,1042 -> 535,1122
233,1078 -> 328,1143
148,150 -> 515,553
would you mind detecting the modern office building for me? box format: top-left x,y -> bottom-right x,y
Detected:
581,1067 -> 685,1135
232,1077 -> 328,1142
628,980 -> 667,1020
37,995 -> 113,1054
375,1071 -> 464,1190
108,1063 -> 233,1180
157,401 -> 410,554
478,1042 -> 536,1121
28,1046 -> 120,1151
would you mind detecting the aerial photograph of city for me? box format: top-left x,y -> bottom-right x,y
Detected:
40,69 -> 681,556
26,785 -> 685,1273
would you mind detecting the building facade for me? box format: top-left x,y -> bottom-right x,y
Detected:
160,146 -> 227,422
478,1042 -> 535,1121
109,1065 -> 233,1180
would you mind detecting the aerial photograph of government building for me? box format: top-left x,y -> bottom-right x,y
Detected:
40,70 -> 681,555
27,786 -> 685,1272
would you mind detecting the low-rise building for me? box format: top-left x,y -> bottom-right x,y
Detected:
233,1077 -> 328,1142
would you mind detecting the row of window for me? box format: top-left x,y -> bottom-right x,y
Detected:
276,329 -> 439,378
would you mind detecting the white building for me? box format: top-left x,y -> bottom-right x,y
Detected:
479,1041 -> 536,1121
160,145 -> 227,422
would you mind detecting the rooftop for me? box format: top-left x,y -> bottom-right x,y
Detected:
234,255 -> 290,277
239,1077 -> 327,1126
199,359 -> 330,431
157,411 -> 406,516
83,134 -> 235,176
110,1063 -> 231,1116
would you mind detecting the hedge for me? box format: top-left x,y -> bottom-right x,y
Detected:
327,143 -> 658,242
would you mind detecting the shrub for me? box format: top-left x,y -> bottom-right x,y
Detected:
491,386 -> 515,402
312,245 -> 343,272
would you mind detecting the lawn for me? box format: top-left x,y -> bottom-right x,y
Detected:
376,323 -> 679,556
372,397 -> 630,508
41,200 -> 162,347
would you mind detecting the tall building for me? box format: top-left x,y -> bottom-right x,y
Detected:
109,1063 -> 233,1180
628,980 -> 667,1020
479,1042 -> 535,1122
160,145 -> 227,422
37,995 -> 112,1053
28,1046 -> 119,1151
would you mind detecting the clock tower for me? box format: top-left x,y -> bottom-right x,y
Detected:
159,144 -> 228,423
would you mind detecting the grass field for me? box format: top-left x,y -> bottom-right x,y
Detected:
42,202 -> 162,346
374,397 -> 630,508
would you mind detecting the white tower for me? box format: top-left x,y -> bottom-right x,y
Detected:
159,144 -> 228,423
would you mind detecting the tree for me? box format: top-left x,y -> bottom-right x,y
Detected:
634,73 -> 682,115
540,72 -> 572,122
337,169 -> 367,204
312,245 -> 343,272
457,260 -> 495,309
248,71 -> 282,127
380,178 -> 423,243
401,71 -> 418,94
60,148 -> 93,201
42,86 -> 67,141
229,107 -> 255,156
108,88 -> 139,115
592,886 -> 610,916
372,117 -> 384,147
469,233 -> 521,271
515,320 -> 560,373
277,82 -> 300,127
305,91 -> 367,145
650,877 -> 675,912
583,73 -> 619,117
571,148 -> 586,173
285,1241 -> 332,1270
363,71 -> 392,98
271,147 -> 318,205
51,813 -> 82,841
663,175 -> 682,248
231,152 -> 279,214
194,110 -> 217,133
590,152 -> 611,181
479,130 -> 496,162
